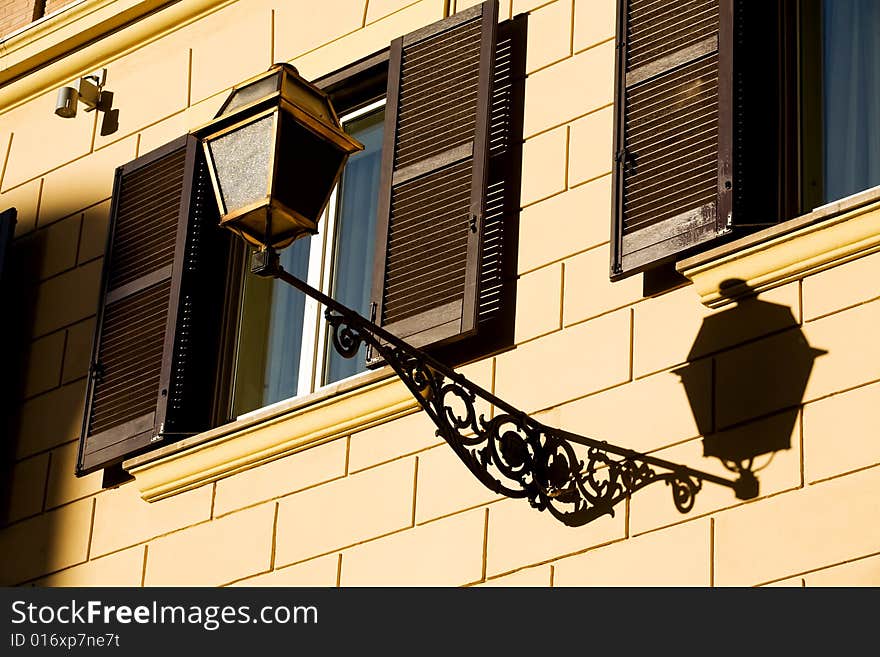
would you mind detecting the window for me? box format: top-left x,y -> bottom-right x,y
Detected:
611,0 -> 880,280
231,101 -> 385,417
76,0 -> 525,476
800,0 -> 880,211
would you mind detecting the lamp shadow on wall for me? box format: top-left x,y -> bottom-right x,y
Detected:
674,278 -> 827,497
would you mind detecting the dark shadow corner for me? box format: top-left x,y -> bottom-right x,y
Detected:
1,226 -> 45,528
643,263 -> 689,297
0,218 -> 56,585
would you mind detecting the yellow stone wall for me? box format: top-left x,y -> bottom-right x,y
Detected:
0,0 -> 37,38
2,0 -> 879,587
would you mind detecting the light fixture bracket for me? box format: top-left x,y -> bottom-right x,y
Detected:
54,69 -> 111,118
251,247 -> 754,527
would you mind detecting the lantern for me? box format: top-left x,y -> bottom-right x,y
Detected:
196,63 -> 363,249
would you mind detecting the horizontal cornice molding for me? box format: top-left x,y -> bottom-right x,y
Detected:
125,374 -> 418,502
0,0 -> 234,115
679,195 -> 880,307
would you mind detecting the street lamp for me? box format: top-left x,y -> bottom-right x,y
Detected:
199,63 -> 363,249
195,65 -> 752,527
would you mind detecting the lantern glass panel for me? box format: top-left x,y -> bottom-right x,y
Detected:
275,111 -> 347,223
207,113 -> 275,214
218,72 -> 281,117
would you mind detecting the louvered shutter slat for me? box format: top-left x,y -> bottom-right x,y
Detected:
369,1 -> 498,358
612,0 -> 733,278
84,141 -> 187,453
367,5 -> 525,367
476,19 -> 523,332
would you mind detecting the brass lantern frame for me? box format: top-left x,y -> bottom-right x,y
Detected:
196,63 -> 363,249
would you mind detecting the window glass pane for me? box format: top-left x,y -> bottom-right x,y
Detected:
324,108 -> 384,385
821,0 -> 880,203
231,239 -> 310,416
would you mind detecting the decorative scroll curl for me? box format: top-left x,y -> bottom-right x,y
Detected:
323,309 -> 734,527
251,254 -> 743,527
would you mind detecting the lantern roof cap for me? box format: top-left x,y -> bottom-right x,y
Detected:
212,62 -> 341,126
191,63 -> 363,156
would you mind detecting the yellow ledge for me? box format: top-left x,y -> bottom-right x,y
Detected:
0,0 -> 234,115
124,373 -> 419,502
678,194 -> 880,308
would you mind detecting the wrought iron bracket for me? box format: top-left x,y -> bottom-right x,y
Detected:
252,248 -> 756,527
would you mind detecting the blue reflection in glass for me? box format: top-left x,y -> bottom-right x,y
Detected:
823,0 -> 880,203
325,108 -> 384,385
232,236 -> 310,416
262,239 -> 311,403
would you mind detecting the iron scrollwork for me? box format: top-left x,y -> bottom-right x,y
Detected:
324,309 -> 744,527
258,253 -> 749,528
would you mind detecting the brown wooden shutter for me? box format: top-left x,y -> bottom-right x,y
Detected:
368,0 -> 498,361
611,0 -> 789,279
78,135 -> 228,475
434,12 -> 526,365
611,0 -> 733,279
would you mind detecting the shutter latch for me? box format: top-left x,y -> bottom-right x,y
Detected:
469,213 -> 479,233
89,362 -> 104,383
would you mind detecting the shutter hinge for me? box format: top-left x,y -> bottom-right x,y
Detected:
612,262 -> 623,276
723,212 -> 733,233
616,40 -> 626,51
370,302 -> 378,324
152,424 -> 164,443
469,213 -> 479,233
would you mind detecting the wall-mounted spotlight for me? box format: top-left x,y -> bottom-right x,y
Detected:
55,70 -> 111,119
